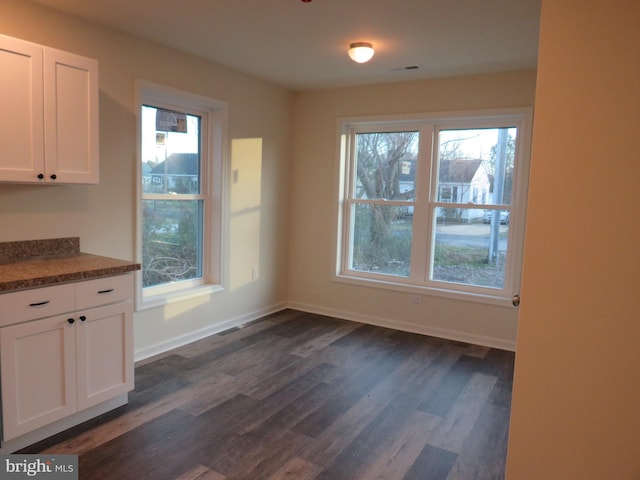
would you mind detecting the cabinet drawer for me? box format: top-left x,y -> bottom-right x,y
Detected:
0,284 -> 75,326
75,274 -> 133,310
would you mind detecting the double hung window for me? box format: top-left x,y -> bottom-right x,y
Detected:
337,109 -> 531,303
137,83 -> 225,306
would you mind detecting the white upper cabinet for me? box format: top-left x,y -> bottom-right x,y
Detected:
44,48 -> 99,184
0,34 -> 99,184
0,35 -> 44,182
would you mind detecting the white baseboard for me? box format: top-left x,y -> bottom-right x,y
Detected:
287,301 -> 517,352
133,301 -> 288,362
134,298 -> 515,363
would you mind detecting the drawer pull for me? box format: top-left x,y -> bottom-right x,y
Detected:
79,315 -> 87,322
97,288 -> 115,294
29,300 -> 50,307
67,318 -> 75,324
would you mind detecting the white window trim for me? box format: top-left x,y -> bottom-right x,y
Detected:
333,107 -> 532,307
135,80 -> 228,311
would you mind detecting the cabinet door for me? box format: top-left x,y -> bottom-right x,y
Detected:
0,315 -> 77,441
0,34 -> 45,183
44,47 -> 99,184
76,301 -> 133,411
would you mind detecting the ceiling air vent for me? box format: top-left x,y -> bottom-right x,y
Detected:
391,65 -> 422,72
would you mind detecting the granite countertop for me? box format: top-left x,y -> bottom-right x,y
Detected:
0,237 -> 140,293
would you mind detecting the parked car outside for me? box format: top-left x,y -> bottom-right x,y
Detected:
482,210 -> 510,224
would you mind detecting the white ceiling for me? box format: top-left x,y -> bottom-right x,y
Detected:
29,0 -> 541,91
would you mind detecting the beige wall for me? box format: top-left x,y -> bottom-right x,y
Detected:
0,0 -> 293,356
289,70 -> 537,349
507,0 -> 640,478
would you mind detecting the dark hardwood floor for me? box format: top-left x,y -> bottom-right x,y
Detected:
22,310 -> 515,480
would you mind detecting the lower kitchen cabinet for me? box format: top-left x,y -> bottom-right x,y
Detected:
0,314 -> 77,440
76,301 -> 133,411
0,274 -> 134,442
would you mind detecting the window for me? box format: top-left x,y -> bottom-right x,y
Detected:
336,109 -> 531,304
137,83 -> 226,307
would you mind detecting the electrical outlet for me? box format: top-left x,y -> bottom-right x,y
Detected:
410,294 -> 423,304
251,266 -> 259,280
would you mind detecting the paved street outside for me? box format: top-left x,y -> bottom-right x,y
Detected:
435,223 -> 509,250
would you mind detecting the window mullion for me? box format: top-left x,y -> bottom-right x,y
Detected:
409,125 -> 434,282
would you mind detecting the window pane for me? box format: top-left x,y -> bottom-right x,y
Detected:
437,128 -> 516,205
354,131 -> 418,201
142,199 -> 203,288
431,207 -> 509,289
350,203 -> 412,277
141,105 -> 201,195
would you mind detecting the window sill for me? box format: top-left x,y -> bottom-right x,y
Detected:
334,273 -> 515,308
136,283 -> 224,312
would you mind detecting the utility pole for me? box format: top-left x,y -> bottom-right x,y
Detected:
488,129 -> 508,264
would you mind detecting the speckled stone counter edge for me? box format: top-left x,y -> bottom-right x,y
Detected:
0,238 -> 140,293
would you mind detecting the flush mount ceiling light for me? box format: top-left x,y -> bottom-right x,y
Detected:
348,42 -> 375,63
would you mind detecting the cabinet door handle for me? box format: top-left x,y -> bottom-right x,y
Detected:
79,315 -> 87,322
37,173 -> 44,180
29,300 -> 50,307
67,318 -> 75,324
50,174 -> 57,180
97,289 -> 114,294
